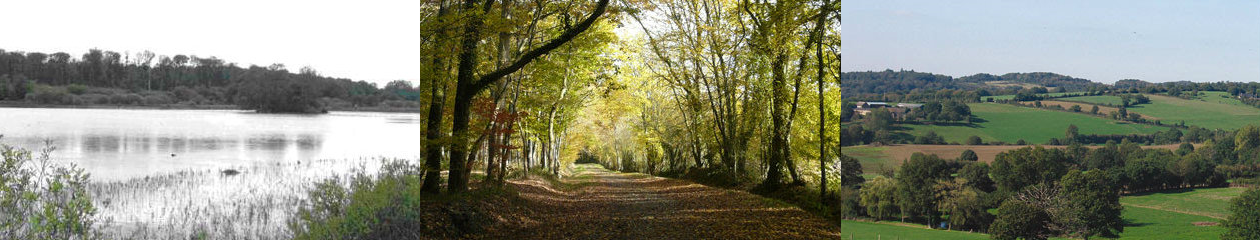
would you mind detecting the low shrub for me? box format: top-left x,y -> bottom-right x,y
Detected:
27,85 -> 73,104
0,141 -> 100,239
288,159 -> 508,239
67,84 -> 88,95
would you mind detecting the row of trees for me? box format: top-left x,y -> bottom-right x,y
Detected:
415,1 -> 843,214
844,140 -> 1231,238
908,101 -> 972,123
841,70 -> 1108,100
842,124 -> 1260,238
560,0 -> 842,195
416,0 -> 620,193
0,48 -> 421,112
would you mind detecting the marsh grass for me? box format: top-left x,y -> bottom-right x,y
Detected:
89,157 -> 396,239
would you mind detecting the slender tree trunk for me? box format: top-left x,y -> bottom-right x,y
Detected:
420,0 -> 450,194
765,53 -> 788,190
818,0 -> 832,201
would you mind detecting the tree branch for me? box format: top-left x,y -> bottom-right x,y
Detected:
472,0 -> 612,92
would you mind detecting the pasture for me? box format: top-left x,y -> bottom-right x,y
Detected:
986,91 -> 1086,101
840,220 -> 987,240
1112,203 -> 1227,239
840,188 -> 1235,239
1062,92 -> 1259,130
1120,187 -> 1245,220
900,103 -> 1168,144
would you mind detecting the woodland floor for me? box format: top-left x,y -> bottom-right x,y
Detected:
474,164 -> 842,239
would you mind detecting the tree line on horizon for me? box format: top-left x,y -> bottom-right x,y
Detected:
0,48 -> 420,113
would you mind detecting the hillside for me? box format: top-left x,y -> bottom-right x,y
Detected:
1062,92 -> 1260,130
840,70 -> 1107,97
899,103 -> 1167,144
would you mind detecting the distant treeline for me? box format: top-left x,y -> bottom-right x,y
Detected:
841,70 -> 1109,101
0,48 -> 419,113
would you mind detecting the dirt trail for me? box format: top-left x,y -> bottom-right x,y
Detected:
480,164 -> 842,239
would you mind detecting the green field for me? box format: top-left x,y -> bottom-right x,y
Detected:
987,92 -> 1086,101
1120,187 -> 1244,219
901,103 -> 1168,144
1193,91 -> 1253,107
1111,205 -> 1226,239
839,146 -> 898,175
843,188 -> 1236,239
1061,92 -> 1259,130
1059,95 -> 1126,106
841,220 -> 988,240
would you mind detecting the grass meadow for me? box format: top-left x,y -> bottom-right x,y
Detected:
1120,187 -> 1245,220
900,103 -> 1167,144
1062,92 -> 1259,130
840,220 -> 988,240
986,92 -> 1086,101
841,187 -> 1238,239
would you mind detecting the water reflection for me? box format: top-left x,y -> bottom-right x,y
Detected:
0,107 -> 420,181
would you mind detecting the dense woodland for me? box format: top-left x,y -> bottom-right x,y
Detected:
406,0 -> 841,195
841,70 -> 1108,101
0,49 -> 421,113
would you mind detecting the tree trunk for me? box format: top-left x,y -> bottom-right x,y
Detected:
420,0 -> 450,194
817,0 -> 829,200
764,52 -> 788,190
448,0 -> 610,192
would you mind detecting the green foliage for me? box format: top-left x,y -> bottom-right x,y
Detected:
915,131 -> 946,145
965,135 -> 983,145
989,200 -> 1050,240
863,108 -> 893,131
896,153 -> 951,225
934,178 -> 993,231
1058,170 -> 1124,238
1224,187 -> 1260,240
959,150 -> 978,161
991,146 -> 1067,193
289,160 -> 488,239
0,143 -> 99,239
839,154 -> 864,187
958,163 -> 995,192
859,176 -> 899,220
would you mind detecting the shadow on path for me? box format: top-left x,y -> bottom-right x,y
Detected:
481,164 -> 842,239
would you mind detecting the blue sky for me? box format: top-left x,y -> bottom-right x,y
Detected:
842,0 -> 1260,83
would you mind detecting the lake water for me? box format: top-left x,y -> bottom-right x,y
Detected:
0,107 -> 422,238
0,107 -> 420,181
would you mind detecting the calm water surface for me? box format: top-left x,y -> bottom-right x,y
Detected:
0,107 -> 420,180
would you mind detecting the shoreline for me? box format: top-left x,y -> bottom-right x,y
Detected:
0,101 -> 421,113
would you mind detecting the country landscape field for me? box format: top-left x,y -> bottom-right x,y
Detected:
842,3 -> 1260,239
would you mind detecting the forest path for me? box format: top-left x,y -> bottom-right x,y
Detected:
482,164 -> 842,239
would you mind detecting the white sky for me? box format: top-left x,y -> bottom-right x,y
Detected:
0,0 -> 420,86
